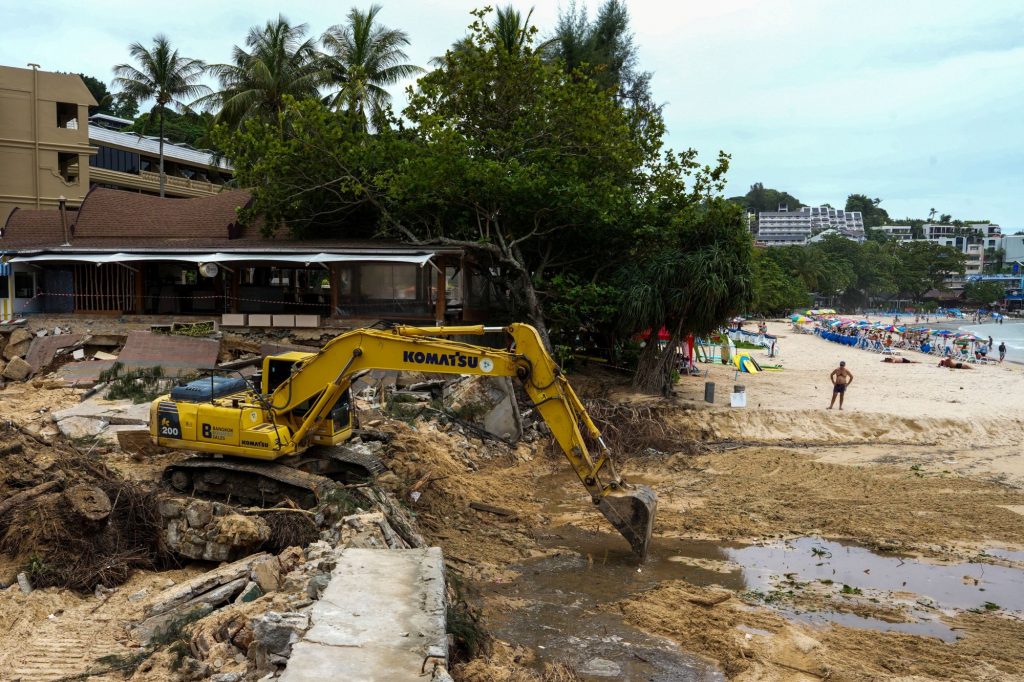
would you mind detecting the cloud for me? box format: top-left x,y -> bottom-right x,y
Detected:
1,0 -> 1020,225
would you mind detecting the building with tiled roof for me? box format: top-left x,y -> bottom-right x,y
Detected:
0,187 -> 483,325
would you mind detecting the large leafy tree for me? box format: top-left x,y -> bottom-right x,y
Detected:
729,182 -> 802,214
963,280 -> 1006,306
896,241 -> 965,302
386,9 -> 650,346
112,35 -> 209,197
203,16 -> 323,127
320,5 -> 422,131
845,193 -> 890,227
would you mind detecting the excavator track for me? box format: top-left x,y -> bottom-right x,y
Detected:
163,446 -> 387,509
164,459 -> 340,509
292,444 -> 387,482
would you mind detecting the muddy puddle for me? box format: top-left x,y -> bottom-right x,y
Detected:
479,525 -> 1024,675
727,536 -> 1024,642
481,526 -> 731,680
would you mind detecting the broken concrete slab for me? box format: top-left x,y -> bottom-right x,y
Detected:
25,333 -> 86,372
447,376 -> 522,441
54,359 -> 115,387
117,331 -> 219,376
278,547 -> 447,682
57,415 -> 107,440
145,552 -> 272,619
55,398 -> 149,425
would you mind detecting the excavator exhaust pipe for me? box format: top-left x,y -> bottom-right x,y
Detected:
598,484 -> 657,560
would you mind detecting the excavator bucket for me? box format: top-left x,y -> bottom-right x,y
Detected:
598,484 -> 657,560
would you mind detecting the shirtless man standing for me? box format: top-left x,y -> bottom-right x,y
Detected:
828,360 -> 853,410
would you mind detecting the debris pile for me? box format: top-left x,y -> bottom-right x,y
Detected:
0,448 -> 172,592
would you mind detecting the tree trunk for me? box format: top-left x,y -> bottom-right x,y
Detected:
632,323 -> 683,396
511,244 -> 552,351
158,107 -> 165,198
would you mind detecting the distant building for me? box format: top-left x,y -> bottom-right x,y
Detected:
0,64 -> 232,228
755,205 -> 864,246
877,225 -> 913,241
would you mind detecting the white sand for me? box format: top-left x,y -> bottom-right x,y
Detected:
691,320 -> 1024,420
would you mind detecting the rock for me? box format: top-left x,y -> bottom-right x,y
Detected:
432,669 -> 456,682
211,674 -> 243,682
36,329 -> 48,337
185,501 -> 214,528
251,556 -> 283,593
234,581 -> 263,604
253,611 -> 310,657
306,573 -> 331,599
17,572 -> 32,594
791,631 -> 821,654
2,356 -> 33,381
128,589 -> 149,603
6,327 -> 32,348
579,658 -> 621,677
0,359 -> 6,377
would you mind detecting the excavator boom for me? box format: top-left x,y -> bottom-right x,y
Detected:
152,324 -> 656,558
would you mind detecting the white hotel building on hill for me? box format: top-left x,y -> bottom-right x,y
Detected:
754,206 -> 865,246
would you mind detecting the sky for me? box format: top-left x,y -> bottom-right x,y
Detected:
2,0 -> 1022,228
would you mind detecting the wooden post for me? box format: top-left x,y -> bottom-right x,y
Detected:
229,267 -> 240,314
435,265 -> 446,326
134,265 -> 144,314
329,264 -> 340,319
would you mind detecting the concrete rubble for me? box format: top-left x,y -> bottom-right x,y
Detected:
159,497 -> 271,562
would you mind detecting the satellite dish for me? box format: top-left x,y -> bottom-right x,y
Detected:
199,262 -> 219,278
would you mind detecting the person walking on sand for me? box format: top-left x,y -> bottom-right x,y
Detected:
828,361 -> 853,410
999,341 -> 1006,363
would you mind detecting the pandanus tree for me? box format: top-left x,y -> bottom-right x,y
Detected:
112,35 -> 209,197
620,199 -> 754,395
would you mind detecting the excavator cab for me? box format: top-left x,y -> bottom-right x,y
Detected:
261,352 -> 354,446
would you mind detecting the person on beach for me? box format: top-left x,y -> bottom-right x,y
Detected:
999,341 -> 1006,363
939,357 -> 973,369
828,361 -> 853,410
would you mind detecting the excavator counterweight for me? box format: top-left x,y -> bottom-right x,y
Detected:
151,324 -> 657,559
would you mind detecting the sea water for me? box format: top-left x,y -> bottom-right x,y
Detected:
959,321 -> 1024,362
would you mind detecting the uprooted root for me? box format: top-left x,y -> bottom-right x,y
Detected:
260,510 -> 320,553
0,479 -> 174,592
581,400 -> 708,456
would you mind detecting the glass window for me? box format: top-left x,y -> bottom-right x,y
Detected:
14,272 -> 35,298
359,264 -> 418,300
0,275 -> 8,298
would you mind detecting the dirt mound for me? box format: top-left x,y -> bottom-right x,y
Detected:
641,447 -> 1024,554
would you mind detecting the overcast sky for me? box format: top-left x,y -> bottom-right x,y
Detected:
3,1 -> 1021,227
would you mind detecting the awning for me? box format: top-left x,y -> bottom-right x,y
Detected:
9,252 -> 435,266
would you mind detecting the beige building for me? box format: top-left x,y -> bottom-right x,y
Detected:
0,64 -> 96,226
0,65 -> 233,230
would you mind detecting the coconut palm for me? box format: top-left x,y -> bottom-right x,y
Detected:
112,35 -> 209,197
320,5 -> 422,131
202,15 -> 323,127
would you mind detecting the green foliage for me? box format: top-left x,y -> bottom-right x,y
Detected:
845,193 -> 890,228
728,182 -> 802,213
841,584 -> 863,595
320,4 -> 423,131
963,280 -> 1006,306
124,109 -> 219,150
100,362 -> 169,403
202,15 -> 325,127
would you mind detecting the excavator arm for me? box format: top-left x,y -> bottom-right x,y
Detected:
268,324 -> 656,558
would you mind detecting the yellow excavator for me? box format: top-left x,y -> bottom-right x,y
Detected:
150,324 -> 656,558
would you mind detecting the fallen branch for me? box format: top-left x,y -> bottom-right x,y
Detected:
0,480 -> 60,517
13,422 -> 52,446
469,502 -> 516,517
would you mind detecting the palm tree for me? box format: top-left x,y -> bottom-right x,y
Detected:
202,16 -> 323,127
113,36 -> 209,197
320,5 -> 422,131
